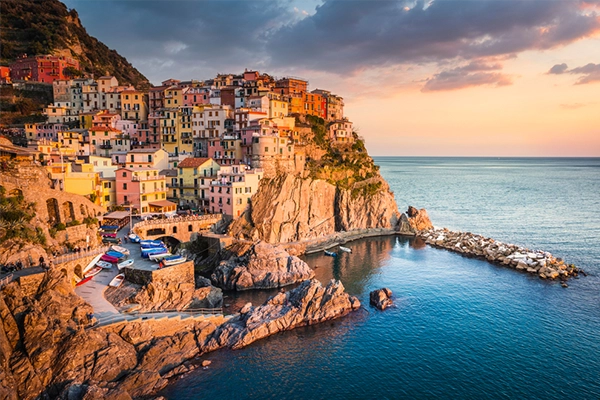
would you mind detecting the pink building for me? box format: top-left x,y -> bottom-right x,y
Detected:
182,87 -> 210,106
115,167 -> 173,216
209,165 -> 262,217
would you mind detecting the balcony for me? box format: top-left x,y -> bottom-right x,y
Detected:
99,144 -> 113,149
132,175 -> 163,181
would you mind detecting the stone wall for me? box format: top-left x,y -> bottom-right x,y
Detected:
133,214 -> 223,242
123,261 -> 194,286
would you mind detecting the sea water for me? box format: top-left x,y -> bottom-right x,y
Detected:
161,158 -> 600,399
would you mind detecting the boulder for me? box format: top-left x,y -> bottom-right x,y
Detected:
369,288 -> 393,310
212,242 -> 314,291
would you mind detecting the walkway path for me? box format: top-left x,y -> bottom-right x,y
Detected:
75,264 -> 120,323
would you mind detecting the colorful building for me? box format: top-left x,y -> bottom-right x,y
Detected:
10,55 -> 80,83
209,165 -> 262,217
115,167 -> 173,216
169,157 -> 220,210
121,89 -> 148,122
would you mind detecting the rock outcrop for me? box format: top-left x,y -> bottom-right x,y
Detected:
0,270 -> 359,399
370,288 -> 393,310
205,279 -> 361,350
229,174 -> 399,243
419,228 -> 583,281
212,242 -> 314,290
398,206 -> 433,235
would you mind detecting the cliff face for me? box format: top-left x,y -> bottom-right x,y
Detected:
229,174 -> 399,244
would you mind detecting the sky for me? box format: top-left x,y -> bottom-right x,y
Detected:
63,0 -> 600,156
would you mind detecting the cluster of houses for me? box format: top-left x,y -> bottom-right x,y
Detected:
10,61 -> 356,219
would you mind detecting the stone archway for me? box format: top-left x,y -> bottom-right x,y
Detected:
157,236 -> 182,252
9,188 -> 23,198
63,201 -> 75,223
74,264 -> 83,279
147,228 -> 166,236
47,198 -> 61,224
80,204 -> 87,218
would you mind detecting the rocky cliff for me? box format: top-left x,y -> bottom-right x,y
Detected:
230,174 -> 399,243
0,270 -> 358,399
212,242 -> 315,290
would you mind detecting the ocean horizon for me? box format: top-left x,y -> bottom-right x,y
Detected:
162,156 -> 600,399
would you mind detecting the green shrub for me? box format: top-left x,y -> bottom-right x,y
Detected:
55,223 -> 66,231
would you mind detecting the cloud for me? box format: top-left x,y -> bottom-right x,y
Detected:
548,62 -> 600,84
560,103 -> 587,109
548,63 -> 569,74
64,0 -> 600,85
421,61 -> 512,92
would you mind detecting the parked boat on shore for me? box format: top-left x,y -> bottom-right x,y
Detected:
117,259 -> 134,270
100,254 -> 119,263
324,250 -> 337,257
110,245 -> 130,255
96,261 -> 113,269
109,273 -> 125,288
149,252 -> 172,262
162,255 -> 186,266
85,266 -> 103,278
76,275 -> 93,286
339,246 -> 352,253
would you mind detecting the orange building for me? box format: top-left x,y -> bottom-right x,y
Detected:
303,92 -> 326,119
275,77 -> 308,96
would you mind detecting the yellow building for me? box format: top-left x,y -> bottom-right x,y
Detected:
121,89 -> 148,122
79,111 -> 97,129
171,157 -> 220,211
160,108 -> 179,155
164,86 -> 183,108
268,97 -> 289,119
99,176 -> 116,209
47,163 -> 102,206
177,106 -> 194,155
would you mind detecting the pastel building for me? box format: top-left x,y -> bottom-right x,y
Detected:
115,167 -> 173,215
121,89 -> 148,122
329,119 -> 354,144
169,157 -> 220,210
209,165 -> 262,217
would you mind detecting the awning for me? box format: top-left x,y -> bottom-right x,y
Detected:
103,211 -> 130,219
149,200 -> 177,208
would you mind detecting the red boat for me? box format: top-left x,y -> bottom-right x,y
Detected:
100,254 -> 119,263
76,275 -> 93,286
101,232 -> 117,238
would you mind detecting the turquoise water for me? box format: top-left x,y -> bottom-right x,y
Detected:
162,158 -> 600,399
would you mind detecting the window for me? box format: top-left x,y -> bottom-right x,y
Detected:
123,183 -> 127,190
264,147 -> 269,152
142,195 -> 147,201
122,172 -> 127,177
124,195 -> 128,202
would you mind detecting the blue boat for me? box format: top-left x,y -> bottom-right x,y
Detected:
140,240 -> 164,247
324,250 -> 337,257
141,247 -> 168,258
106,250 -> 125,260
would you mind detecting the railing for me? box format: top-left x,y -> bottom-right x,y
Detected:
130,307 -> 223,316
0,274 -> 13,289
53,246 -> 109,265
133,213 -> 222,228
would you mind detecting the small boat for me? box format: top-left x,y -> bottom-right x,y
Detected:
339,246 -> 352,253
140,240 -> 164,247
100,225 -> 119,232
106,250 -> 125,260
162,255 -> 186,266
101,232 -> 117,238
128,234 -> 141,243
117,259 -> 134,270
85,266 -> 103,277
141,248 -> 168,258
96,261 -> 113,269
109,273 -> 125,288
100,254 -> 119,263
110,245 -> 130,255
76,275 -> 93,286
83,253 -> 103,275
149,252 -> 172,262
324,250 -> 337,257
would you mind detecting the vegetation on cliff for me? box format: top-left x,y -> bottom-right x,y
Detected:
0,186 -> 45,246
303,115 -> 384,197
0,0 -> 149,88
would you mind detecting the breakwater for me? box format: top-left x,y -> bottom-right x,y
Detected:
418,228 -> 583,282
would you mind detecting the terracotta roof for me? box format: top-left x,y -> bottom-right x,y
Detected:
177,157 -> 211,168
89,126 -> 121,132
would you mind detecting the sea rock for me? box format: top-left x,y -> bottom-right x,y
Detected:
205,279 -> 360,351
403,206 -> 433,234
211,242 -> 314,291
369,288 -> 393,310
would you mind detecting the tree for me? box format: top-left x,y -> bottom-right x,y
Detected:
63,66 -> 83,78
